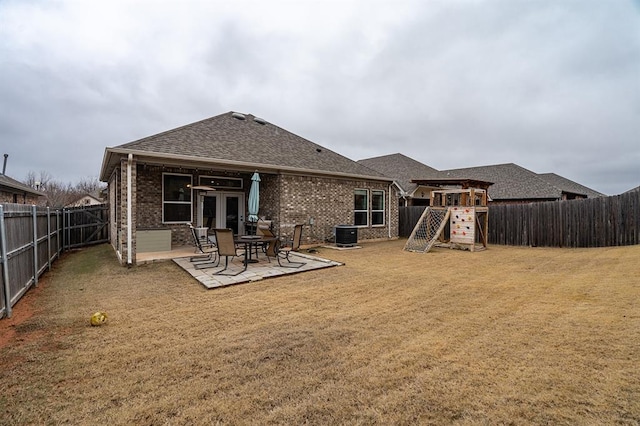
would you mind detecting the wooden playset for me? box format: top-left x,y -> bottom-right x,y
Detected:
404,187 -> 489,253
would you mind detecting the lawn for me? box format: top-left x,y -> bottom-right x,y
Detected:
1,240 -> 639,424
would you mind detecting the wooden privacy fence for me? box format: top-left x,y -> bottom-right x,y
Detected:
1,203 -> 109,319
62,204 -> 109,250
399,189 -> 640,248
399,206 -> 429,237
489,190 -> 639,247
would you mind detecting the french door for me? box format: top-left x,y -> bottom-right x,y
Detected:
198,192 -> 245,235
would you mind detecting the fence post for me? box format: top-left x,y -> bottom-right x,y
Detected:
62,208 -> 66,252
0,205 -> 11,318
32,205 -> 38,287
47,207 -> 52,271
56,210 -> 61,256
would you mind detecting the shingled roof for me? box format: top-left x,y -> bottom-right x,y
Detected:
441,163 -> 571,201
537,173 -> 605,198
101,112 -> 388,181
357,153 -> 440,194
0,173 -> 44,197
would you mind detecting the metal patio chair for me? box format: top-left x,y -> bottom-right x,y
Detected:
189,224 -> 218,265
204,228 -> 247,276
270,224 -> 306,268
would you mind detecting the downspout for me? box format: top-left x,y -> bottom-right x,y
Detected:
127,153 -> 133,265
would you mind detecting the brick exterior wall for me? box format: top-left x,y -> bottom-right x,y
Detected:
0,190 -> 40,205
277,174 -> 399,244
133,165 -> 254,248
118,157 -> 137,263
108,160 -> 399,264
135,165 -> 193,248
256,173 -> 280,226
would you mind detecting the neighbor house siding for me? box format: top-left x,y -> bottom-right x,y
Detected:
0,191 -> 40,205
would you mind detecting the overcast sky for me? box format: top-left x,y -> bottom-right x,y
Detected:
1,0 -> 638,195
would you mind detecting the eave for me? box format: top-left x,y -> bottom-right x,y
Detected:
100,147 -> 393,183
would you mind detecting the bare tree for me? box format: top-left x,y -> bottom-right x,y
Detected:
43,181 -> 79,208
24,170 -> 53,191
23,172 -> 106,208
75,176 -> 105,195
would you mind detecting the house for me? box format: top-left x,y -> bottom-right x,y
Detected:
537,173 -> 606,199
359,153 -> 605,205
357,153 -> 440,207
0,173 -> 44,205
99,111 -> 399,265
65,192 -> 104,208
440,163 -> 605,203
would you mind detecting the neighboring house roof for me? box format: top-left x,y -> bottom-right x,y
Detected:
537,173 -> 605,198
357,153 -> 440,195
65,193 -> 103,208
101,112 -> 389,182
0,173 -> 45,197
441,163 -> 576,201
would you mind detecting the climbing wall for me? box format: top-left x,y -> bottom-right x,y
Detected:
450,206 -> 475,248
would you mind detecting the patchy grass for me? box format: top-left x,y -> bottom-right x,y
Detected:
1,240 -> 639,424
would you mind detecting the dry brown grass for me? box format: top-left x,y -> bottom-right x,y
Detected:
1,240 -> 639,425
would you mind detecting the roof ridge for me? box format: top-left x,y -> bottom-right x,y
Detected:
104,111 -> 390,181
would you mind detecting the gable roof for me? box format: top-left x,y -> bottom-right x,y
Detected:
441,163 -> 571,201
65,193 -> 103,208
357,153 -> 440,194
0,174 -> 45,197
537,173 -> 605,198
101,112 -> 388,182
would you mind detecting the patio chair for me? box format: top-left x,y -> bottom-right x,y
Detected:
256,226 -> 276,256
203,228 -> 247,276
270,224 -> 306,268
256,219 -> 272,236
189,224 -> 218,265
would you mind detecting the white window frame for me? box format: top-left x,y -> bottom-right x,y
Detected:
371,189 -> 385,226
162,172 -> 193,224
199,175 -> 243,190
354,189 -> 369,227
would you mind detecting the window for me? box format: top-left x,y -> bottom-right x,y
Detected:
199,176 -> 243,190
371,190 -> 385,226
163,173 -> 192,223
354,189 -> 368,226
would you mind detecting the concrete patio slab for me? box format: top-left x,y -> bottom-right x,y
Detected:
173,251 -> 343,289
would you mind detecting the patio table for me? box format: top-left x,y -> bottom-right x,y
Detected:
234,235 -> 277,265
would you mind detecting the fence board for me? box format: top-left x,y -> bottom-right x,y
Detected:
399,191 -> 639,248
1,203 -> 108,319
486,190 -> 640,247
398,206 -> 427,237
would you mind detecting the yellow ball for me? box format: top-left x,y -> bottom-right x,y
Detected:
90,312 -> 108,326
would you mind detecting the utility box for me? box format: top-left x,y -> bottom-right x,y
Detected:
335,225 -> 358,247
137,229 -> 172,253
